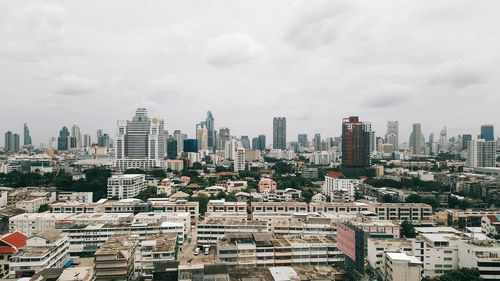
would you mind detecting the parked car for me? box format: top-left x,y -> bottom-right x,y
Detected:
194,248 -> 200,255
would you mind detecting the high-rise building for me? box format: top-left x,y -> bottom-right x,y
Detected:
4,131 -> 20,152
467,139 -> 496,168
71,124 -> 82,149
258,134 -> 266,151
298,134 -> 308,148
481,124 -> 494,141
173,130 -> 186,155
251,137 -> 258,150
196,122 -> 208,151
462,134 -> 472,150
206,111 -> 216,151
183,139 -> 198,153
57,127 -> 70,151
115,108 -> 165,170
166,139 -> 178,159
98,133 -> 111,148
240,136 -> 250,150
219,128 -> 231,150
234,147 -> 245,172
438,126 -> 448,153
313,133 -> 321,151
409,123 -> 423,155
273,117 -> 286,150
385,121 -> 398,150
23,123 -> 32,146
341,116 -> 371,168
83,134 -> 91,148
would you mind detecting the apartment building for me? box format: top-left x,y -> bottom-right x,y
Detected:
50,198 -> 151,214
458,240 -> 500,281
57,192 -> 93,203
382,252 -> 422,281
150,199 -> 199,226
9,229 -> 70,278
274,188 -> 302,201
271,219 -> 336,236
94,235 -> 138,281
0,232 -> 27,277
258,178 -> 277,193
107,174 -> 146,199
134,234 -> 177,279
370,203 -> 433,223
207,199 -> 247,213
9,213 -> 134,235
197,220 -> 269,246
217,233 -> 343,267
367,238 -> 414,271
322,172 -> 362,201
251,202 -> 309,214
308,202 -> 371,213
16,197 -> 48,213
482,215 -> 500,236
133,212 -> 190,232
64,222 -> 184,257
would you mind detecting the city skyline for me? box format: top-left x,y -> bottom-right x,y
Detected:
1,1 -> 500,145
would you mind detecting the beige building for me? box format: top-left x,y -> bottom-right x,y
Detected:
382,252 -> 422,281
94,235 -> 138,281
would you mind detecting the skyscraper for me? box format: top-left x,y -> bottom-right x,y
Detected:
251,137 -> 259,150
273,117 -> 286,150
23,123 -> 32,146
57,126 -> 70,151
462,134 -> 472,150
298,134 -> 308,148
313,133 -> 321,151
467,139 -> 496,168
115,108 -> 165,170
438,127 -> 448,153
4,131 -> 20,152
240,136 -> 250,150
258,134 -> 266,151
409,123 -> 423,155
234,147 -> 245,172
341,116 -> 371,168
71,124 -> 82,149
196,122 -> 208,151
173,130 -> 186,154
481,124 -> 494,141
219,127 -> 231,149
385,121 -> 398,150
183,139 -> 198,153
206,111 -> 216,151
166,139 -> 178,159
83,134 -> 91,148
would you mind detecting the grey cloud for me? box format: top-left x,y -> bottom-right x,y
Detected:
204,33 -> 264,67
53,73 -> 97,96
284,0 -> 352,50
362,89 -> 410,108
429,59 -> 484,88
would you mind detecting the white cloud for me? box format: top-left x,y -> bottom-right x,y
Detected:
204,33 -> 264,67
53,73 -> 97,96
429,59 -> 484,88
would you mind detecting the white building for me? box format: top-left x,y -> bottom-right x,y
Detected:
16,197 -> 48,213
367,238 -> 414,271
115,108 -> 166,170
467,139 -> 496,168
382,252 -> 422,281
57,192 -> 93,203
134,234 -> 177,279
107,174 -> 146,199
9,229 -> 70,278
458,240 -> 500,280
234,147 -> 245,172
322,172 -> 361,201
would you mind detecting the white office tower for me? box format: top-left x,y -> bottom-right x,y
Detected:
107,174 -> 146,199
174,130 -> 186,156
467,139 -> 496,168
71,124 -> 82,148
225,138 -> 237,160
234,147 -> 245,172
115,108 -> 166,170
385,121 -> 399,150
196,122 -> 208,151
439,126 -> 448,153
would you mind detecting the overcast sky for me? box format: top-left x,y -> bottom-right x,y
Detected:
1,0 -> 499,146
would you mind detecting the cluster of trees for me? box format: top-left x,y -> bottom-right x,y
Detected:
0,171 -> 57,187
54,168 -> 112,201
400,220 -> 416,238
422,268 -> 483,281
365,177 -> 448,192
405,194 -> 440,209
